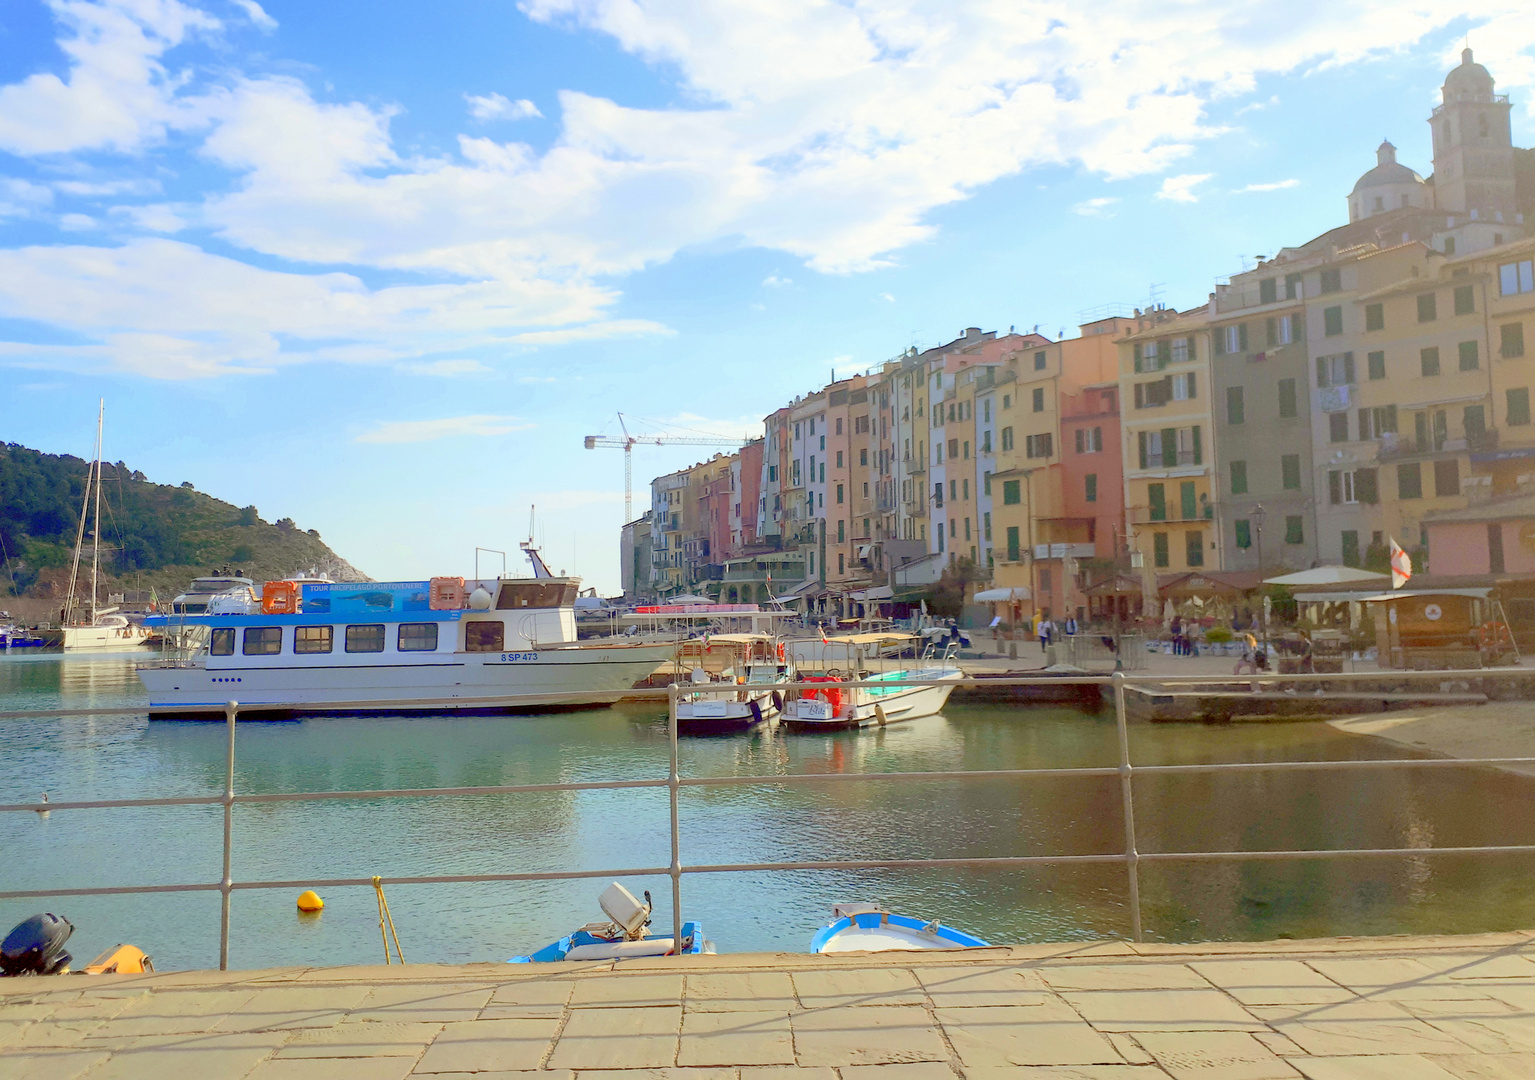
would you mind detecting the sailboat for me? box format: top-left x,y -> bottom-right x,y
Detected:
55,402 -> 153,652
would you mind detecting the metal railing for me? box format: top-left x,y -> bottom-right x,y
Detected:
5,668 -> 1535,968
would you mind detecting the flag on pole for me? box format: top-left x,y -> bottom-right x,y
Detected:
1389,537 -> 1413,589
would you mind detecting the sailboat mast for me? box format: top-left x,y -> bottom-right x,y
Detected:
90,399 -> 103,623
62,411 -> 96,626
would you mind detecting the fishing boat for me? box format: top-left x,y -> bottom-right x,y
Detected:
0,623 -> 48,650
509,883 -> 710,963
53,402 -> 152,652
675,633 -> 793,732
779,633 -> 963,730
811,903 -> 989,954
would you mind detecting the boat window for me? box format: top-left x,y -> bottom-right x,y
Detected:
495,582 -> 577,609
398,623 -> 438,652
465,621 -> 504,652
345,624 -> 386,653
242,627 -> 282,656
294,626 -> 333,654
211,628 -> 235,656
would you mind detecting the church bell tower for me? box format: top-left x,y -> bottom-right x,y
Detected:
1430,48 -> 1517,221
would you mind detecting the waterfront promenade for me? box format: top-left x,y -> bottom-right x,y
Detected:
4,930 -> 1534,1079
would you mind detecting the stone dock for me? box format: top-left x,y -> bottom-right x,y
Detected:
4,931 -> 1535,1079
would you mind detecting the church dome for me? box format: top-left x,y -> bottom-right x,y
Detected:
1350,140 -> 1423,194
1443,48 -> 1494,100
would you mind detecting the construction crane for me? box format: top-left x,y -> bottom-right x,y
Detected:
584,413 -> 747,523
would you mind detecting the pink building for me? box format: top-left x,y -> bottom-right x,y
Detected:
1423,494 -> 1535,575
1059,382 -> 1125,561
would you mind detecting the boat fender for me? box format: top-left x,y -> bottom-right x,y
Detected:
297,890 -> 324,913
771,690 -> 784,713
875,704 -> 888,726
749,699 -> 762,724
566,937 -> 676,961
776,643 -> 786,661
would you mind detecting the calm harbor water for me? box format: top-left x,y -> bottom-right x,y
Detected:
4,652 -> 1535,971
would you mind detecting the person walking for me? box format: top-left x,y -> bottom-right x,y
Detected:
1037,613 -> 1054,655
1064,613 -> 1079,637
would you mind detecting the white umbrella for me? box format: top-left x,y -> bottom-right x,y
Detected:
1162,598 -> 1175,626
1263,566 -> 1390,587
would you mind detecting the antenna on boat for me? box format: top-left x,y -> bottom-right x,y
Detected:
521,505 -> 554,578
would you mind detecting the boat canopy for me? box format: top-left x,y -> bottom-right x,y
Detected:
974,587 -> 1032,602
1357,587 -> 1492,601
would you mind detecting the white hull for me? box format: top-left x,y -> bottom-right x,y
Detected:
61,624 -> 153,651
676,688 -> 783,727
138,642 -> 675,714
781,670 -> 961,729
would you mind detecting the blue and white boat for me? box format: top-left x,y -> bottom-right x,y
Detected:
811,903 -> 989,954
780,634 -> 963,729
510,883 -> 711,962
137,571 -> 676,718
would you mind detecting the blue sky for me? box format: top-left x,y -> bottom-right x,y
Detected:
1,0 -> 1533,593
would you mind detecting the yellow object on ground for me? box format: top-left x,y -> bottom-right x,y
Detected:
297,890 -> 324,912
83,944 -> 152,974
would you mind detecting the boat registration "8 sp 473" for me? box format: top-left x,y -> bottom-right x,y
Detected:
499,652 -> 539,662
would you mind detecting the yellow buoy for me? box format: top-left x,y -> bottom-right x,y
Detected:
296,890 -> 324,913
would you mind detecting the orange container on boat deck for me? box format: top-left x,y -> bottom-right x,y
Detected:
262,580 -> 300,614
430,576 -> 467,610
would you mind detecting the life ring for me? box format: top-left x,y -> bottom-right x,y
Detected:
802,675 -> 843,715
1476,621 -> 1513,650
776,643 -> 786,662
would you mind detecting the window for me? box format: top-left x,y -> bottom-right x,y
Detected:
1508,387 -> 1531,426
838,519 -> 846,542
933,482 -> 944,508
1329,412 -> 1349,443
1417,292 -> 1437,322
399,623 -> 438,652
836,483 -> 844,504
1458,341 -> 1480,371
1323,306 -> 1343,336
1316,353 -> 1355,387
1230,460 -> 1248,494
1180,481 -> 1197,521
982,430 -> 992,453
1444,237 -> 1456,256
819,435 -> 825,450
859,448 -> 868,466
1085,474 -> 1097,502
1235,519 -> 1252,548
1259,278 -> 1277,304
1398,462 -> 1423,499
1002,479 -> 1021,505
1320,267 -> 1341,294
1185,530 -> 1204,567
1171,372 -> 1196,400
1002,394 -> 1011,409
243,626 -> 282,655
1006,526 -> 1021,562
1034,350 -> 1047,370
1281,454 -> 1301,490
1434,458 -> 1460,498
1465,405 -> 1486,440
964,517 -> 971,541
1499,259 -> 1535,295
1365,303 -> 1384,331
962,478 -> 969,499
1368,351 -> 1386,379
1226,386 -> 1244,425
1503,323 -> 1526,358
294,626 -> 333,654
983,471 -> 992,495
836,451 -> 843,468
1285,516 -> 1304,545
1172,337 -> 1191,363
1148,483 -> 1166,521
1327,468 -> 1378,505
211,627 -> 235,656
835,417 -> 843,435
344,624 -> 385,653
1421,346 -> 1441,376
1278,378 -> 1297,418
1074,427 -> 1104,453
1278,314 -> 1296,344
466,621 -> 505,652
949,480 -> 957,501
1025,433 -> 1053,459
1152,532 -> 1169,568
1221,325 -> 1247,354
1454,285 -> 1475,316
983,400 -> 991,422
1342,530 -> 1361,568
983,512 -> 992,540
1285,272 -> 1303,299
1358,405 -> 1397,439
963,441 -> 970,459
768,465 -> 778,482
1032,387 -> 1045,412
1000,427 -> 1014,451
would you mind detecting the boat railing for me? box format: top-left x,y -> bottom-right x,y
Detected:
5,667 -> 1535,969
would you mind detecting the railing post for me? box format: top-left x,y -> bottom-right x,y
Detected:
667,683 -> 683,947
219,700 -> 237,970
1111,673 -> 1143,943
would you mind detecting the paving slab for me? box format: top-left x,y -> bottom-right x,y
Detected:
1289,1054 -> 1463,1079
1132,1030 -> 1301,1079
677,1009 -> 795,1066
788,1004 -> 948,1067
213,985 -> 374,1031
482,978 -> 575,1018
546,1004 -> 681,1070
790,969 -> 926,1008
935,1003 -> 1122,1067
961,1067 -> 1167,1078
568,1071 -> 733,1080
0,1045 -> 114,1080
411,1017 -> 559,1073
1039,964 -> 1212,992
1062,989 -> 1267,1032
276,1021 -> 443,1057
914,965 -> 1050,1006
1252,1001 -> 1477,1057
1423,1052 -> 1535,1079
839,1065 -> 958,1079
342,985 -> 494,1024
69,1030 -> 291,1080
246,1058 -> 419,1080
684,972 -> 798,1012
738,1068 -> 837,1080
569,973 -> 683,1009
1190,961 -> 1356,1006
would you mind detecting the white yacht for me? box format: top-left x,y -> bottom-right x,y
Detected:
169,573 -> 258,615
137,575 -> 676,717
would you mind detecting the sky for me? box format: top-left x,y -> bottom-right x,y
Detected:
1,0 -> 1533,594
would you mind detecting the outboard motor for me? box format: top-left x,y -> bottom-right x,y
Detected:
1,913 -> 74,976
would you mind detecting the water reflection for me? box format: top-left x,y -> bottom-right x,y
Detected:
4,653 -> 1535,971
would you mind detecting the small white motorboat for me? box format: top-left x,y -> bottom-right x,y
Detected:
675,634 -> 793,733
508,883 -> 712,963
811,903 -> 989,954
780,634 -> 962,730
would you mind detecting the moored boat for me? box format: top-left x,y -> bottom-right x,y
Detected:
675,633 -> 792,733
811,903 -> 989,954
509,883 -> 710,963
779,633 -> 962,730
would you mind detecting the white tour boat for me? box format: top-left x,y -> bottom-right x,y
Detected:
779,633 -> 963,730
138,573 -> 676,718
674,633 -> 793,732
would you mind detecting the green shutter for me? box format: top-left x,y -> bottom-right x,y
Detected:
1192,425 -> 1202,465
1235,520 -> 1251,548
1138,431 -> 1148,469
1148,484 -> 1166,521
1162,428 -> 1177,467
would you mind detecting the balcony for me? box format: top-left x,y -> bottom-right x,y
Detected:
1376,430 -> 1496,461
1032,542 -> 1097,560
904,458 -> 926,476
1129,510 -> 1212,527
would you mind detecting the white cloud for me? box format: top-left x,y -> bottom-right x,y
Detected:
231,0 -> 276,31
1236,179 -> 1300,192
0,179 -> 54,219
1155,174 -> 1213,203
1236,95 -> 1281,116
1072,196 -> 1120,216
398,359 -> 493,376
517,375 -> 557,383
762,273 -> 792,287
59,212 -> 98,230
466,92 -> 542,121
55,178 -> 163,197
355,414 -> 534,444
879,293 -> 895,303
108,202 -> 188,231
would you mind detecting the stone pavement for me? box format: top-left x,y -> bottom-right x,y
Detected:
4,931 -> 1535,1080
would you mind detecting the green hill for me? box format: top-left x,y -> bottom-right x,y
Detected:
0,442 -> 368,606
